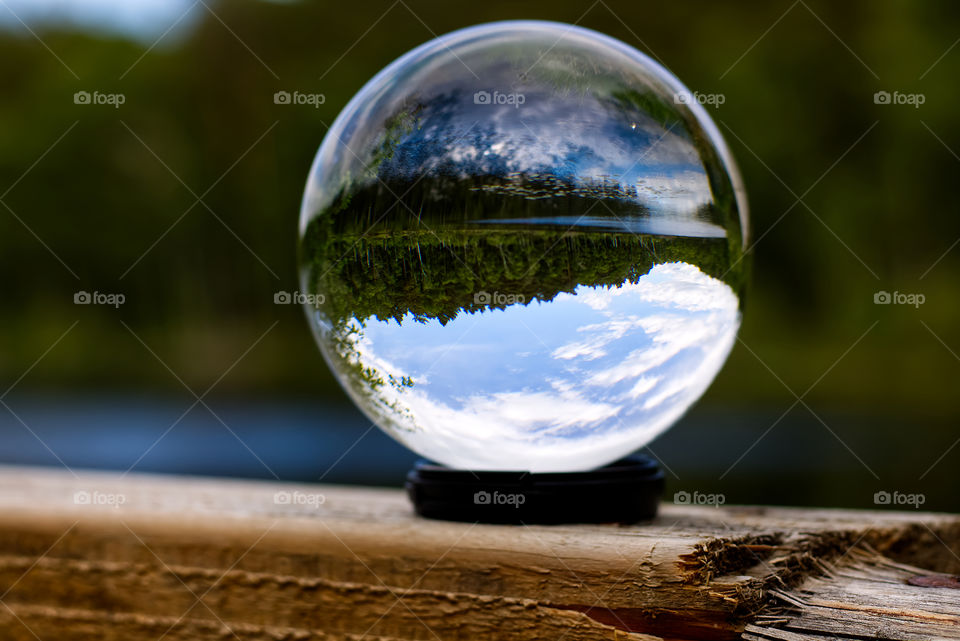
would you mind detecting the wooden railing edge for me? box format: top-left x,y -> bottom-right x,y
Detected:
0,465 -> 957,640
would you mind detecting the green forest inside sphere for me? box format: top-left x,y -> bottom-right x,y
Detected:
299,21 -> 748,472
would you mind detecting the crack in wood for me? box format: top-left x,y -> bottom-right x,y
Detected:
0,467 -> 958,640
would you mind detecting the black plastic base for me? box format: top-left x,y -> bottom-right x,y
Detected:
405,454 -> 664,525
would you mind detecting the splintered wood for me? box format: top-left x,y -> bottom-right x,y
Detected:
0,466 -> 957,640
744,548 -> 960,641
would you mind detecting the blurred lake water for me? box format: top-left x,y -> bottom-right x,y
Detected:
1,395 -> 953,512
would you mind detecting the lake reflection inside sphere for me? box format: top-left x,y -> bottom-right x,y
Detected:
299,21 -> 748,472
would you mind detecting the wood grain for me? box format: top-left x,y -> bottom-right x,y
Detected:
0,466 -> 957,640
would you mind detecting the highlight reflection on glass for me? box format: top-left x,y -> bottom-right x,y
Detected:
299,21 -> 748,472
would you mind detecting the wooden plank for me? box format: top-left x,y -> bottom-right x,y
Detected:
745,549 -> 960,641
0,466 -> 957,640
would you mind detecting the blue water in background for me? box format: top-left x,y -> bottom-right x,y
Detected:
0,394 -> 953,512
0,395 -> 417,484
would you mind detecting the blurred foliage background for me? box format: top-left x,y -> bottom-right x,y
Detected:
1,0 -> 958,508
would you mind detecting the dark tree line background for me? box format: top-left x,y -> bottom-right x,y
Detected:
1,0 -> 959,503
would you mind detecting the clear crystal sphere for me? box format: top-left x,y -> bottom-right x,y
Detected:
299,21 -> 748,472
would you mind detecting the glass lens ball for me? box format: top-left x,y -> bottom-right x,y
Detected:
299,21 -> 748,472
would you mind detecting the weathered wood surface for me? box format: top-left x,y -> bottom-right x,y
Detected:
744,548 -> 960,641
0,466 -> 957,640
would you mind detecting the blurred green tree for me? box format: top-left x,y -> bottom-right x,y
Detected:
0,0 -> 958,426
